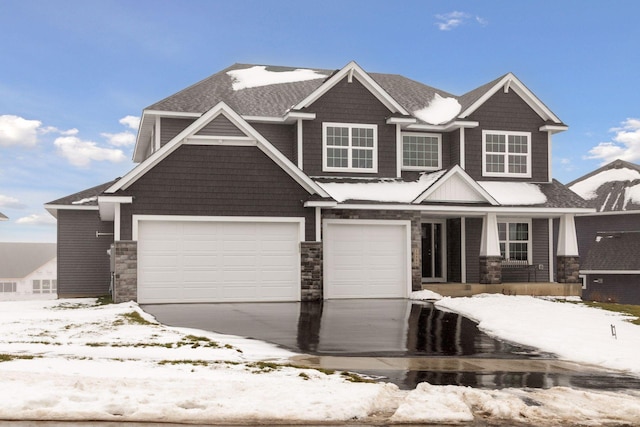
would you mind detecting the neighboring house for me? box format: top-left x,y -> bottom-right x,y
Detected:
0,242 -> 57,301
45,62 -> 591,304
568,159 -> 640,303
0,212 -> 7,220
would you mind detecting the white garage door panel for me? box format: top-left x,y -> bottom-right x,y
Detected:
138,220 -> 300,303
324,222 -> 409,299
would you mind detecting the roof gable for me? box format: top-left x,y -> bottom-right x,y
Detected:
107,102 -> 329,197
293,61 -> 409,115
458,73 -> 563,124
414,165 -> 498,204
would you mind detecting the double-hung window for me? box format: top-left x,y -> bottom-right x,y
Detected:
0,282 -> 16,293
323,123 -> 377,172
482,130 -> 531,177
498,220 -> 531,262
402,132 -> 441,170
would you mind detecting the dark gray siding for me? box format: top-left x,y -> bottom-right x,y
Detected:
252,123 -> 296,163
448,129 -> 460,168
119,145 -> 315,241
161,117 -> 196,147
196,115 -> 246,137
576,213 -> 640,263
57,209 -> 113,297
583,274 -> 640,304
464,90 -> 549,182
302,77 -> 396,177
465,217 -> 482,283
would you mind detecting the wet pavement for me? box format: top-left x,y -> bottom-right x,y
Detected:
143,299 -> 640,390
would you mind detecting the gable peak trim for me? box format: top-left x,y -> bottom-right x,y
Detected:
412,165 -> 499,205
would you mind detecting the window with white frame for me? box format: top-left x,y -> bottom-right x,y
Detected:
483,130 -> 531,177
498,220 -> 531,262
323,123 -> 377,172
33,279 -> 57,294
0,282 -> 16,293
402,132 -> 441,170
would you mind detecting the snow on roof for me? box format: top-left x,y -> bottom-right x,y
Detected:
71,196 -> 98,205
226,66 -> 328,91
318,171 -> 446,203
413,93 -> 462,125
569,167 -> 640,200
478,181 -> 547,205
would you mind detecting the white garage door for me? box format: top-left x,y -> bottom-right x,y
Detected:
137,219 -> 301,303
323,220 -> 410,299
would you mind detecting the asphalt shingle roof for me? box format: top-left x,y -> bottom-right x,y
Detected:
582,231 -> 640,271
47,179 -> 120,206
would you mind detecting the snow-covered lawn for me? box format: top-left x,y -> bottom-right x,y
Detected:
0,295 -> 639,425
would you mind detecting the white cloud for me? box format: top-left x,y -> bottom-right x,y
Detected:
40,126 -> 79,136
119,115 -> 140,130
54,136 -> 127,167
0,115 -> 41,147
101,131 -> 136,147
0,194 -> 25,209
435,11 -> 487,31
587,118 -> 640,164
15,213 -> 56,225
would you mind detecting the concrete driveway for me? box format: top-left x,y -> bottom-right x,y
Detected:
143,299 -> 640,390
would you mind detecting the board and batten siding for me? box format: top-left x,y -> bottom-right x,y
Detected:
57,209 -> 113,297
302,77 -> 396,177
117,145 -> 315,241
464,90 -> 550,182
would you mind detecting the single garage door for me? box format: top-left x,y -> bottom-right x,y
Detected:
137,219 -> 301,303
323,220 -> 410,299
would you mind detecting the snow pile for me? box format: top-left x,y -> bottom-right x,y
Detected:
410,289 -> 443,301
437,294 -> 640,374
569,167 -> 640,200
479,181 -> 547,205
413,93 -> 462,125
226,65 -> 327,90
318,170 -> 446,203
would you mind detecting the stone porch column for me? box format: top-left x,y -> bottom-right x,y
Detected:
112,241 -> 138,303
479,212 -> 502,284
557,214 -> 580,283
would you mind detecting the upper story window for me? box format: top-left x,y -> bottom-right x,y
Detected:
482,130 -> 531,178
402,132 -> 441,170
498,220 -> 531,262
323,123 -> 377,173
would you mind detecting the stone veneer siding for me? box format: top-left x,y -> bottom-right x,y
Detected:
112,241 -> 138,303
300,242 -> 322,301
557,256 -> 580,283
321,209 -> 422,291
479,256 -> 502,284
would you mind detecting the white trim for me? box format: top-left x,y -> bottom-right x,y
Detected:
412,165 -> 499,205
482,130 -> 532,178
579,274 -> 587,290
539,124 -> 568,133
322,122 -> 378,173
547,131 -> 552,183
581,270 -> 640,275
459,127 -> 466,169
184,137 -> 256,146
404,120 -> 480,132
401,132 -> 442,172
154,116 -> 161,152
297,119 -> 303,169
242,112 -> 317,124
479,212 -> 501,257
44,204 -> 97,218
315,207 -> 321,242
294,61 -> 409,115
557,214 -> 579,257
461,217 -> 467,283
106,102 -> 330,198
114,203 -> 121,241
132,214 -> 305,241
332,203 -> 593,215
97,196 -> 133,204
322,218 -> 412,299
143,110 -> 201,118
396,124 -> 402,177
386,117 -> 417,125
459,73 -> 562,123
548,218 -> 554,282
304,200 -> 338,208
576,210 -> 635,217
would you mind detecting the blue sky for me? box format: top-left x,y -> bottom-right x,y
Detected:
1,0 -> 639,242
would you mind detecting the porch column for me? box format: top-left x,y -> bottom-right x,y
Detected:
479,213 -> 502,284
557,214 -> 580,283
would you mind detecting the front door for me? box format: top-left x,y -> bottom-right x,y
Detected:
422,222 -> 446,282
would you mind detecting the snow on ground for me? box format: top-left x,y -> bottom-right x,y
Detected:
1,296 -> 640,425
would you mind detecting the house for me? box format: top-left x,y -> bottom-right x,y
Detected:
0,242 -> 57,301
0,212 -> 7,221
45,62 -> 592,304
568,159 -> 640,303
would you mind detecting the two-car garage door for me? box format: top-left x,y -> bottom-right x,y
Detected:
137,219 -> 301,303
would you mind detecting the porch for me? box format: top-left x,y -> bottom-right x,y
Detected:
422,282 -> 583,298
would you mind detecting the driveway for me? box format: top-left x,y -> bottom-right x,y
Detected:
143,299 -> 640,390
